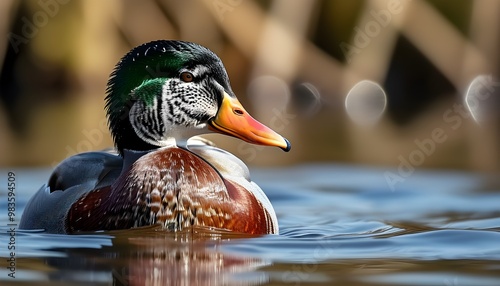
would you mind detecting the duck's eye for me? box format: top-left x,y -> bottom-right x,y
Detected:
180,72 -> 194,82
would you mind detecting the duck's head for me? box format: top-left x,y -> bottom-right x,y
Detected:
105,40 -> 291,155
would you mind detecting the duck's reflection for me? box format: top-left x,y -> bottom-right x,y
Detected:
109,227 -> 269,286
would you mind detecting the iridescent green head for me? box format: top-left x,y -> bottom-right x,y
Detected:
105,40 -> 290,156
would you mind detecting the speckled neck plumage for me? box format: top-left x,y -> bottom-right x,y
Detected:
105,40 -> 232,155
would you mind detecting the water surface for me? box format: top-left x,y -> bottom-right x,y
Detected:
1,165 -> 499,285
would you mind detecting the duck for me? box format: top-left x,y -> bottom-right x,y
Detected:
19,40 -> 290,235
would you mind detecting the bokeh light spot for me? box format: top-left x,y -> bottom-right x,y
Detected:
465,75 -> 500,124
345,80 -> 387,126
247,76 -> 290,112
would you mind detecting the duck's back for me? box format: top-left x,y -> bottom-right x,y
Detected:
19,151 -> 122,233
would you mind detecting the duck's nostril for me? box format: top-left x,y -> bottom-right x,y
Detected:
233,109 -> 244,116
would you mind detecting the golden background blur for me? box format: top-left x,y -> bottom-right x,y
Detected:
0,0 -> 499,171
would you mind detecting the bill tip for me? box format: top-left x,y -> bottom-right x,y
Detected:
281,138 -> 291,152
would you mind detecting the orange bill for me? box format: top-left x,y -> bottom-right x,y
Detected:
208,92 -> 291,152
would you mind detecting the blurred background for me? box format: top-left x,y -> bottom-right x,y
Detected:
0,0 -> 498,172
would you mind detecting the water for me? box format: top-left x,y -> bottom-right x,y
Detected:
1,165 -> 500,285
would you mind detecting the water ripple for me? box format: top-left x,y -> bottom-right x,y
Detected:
1,165 -> 499,285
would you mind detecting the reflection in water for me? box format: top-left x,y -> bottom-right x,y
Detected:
0,227 -> 268,285
109,227 -> 268,286
15,227 -> 268,285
